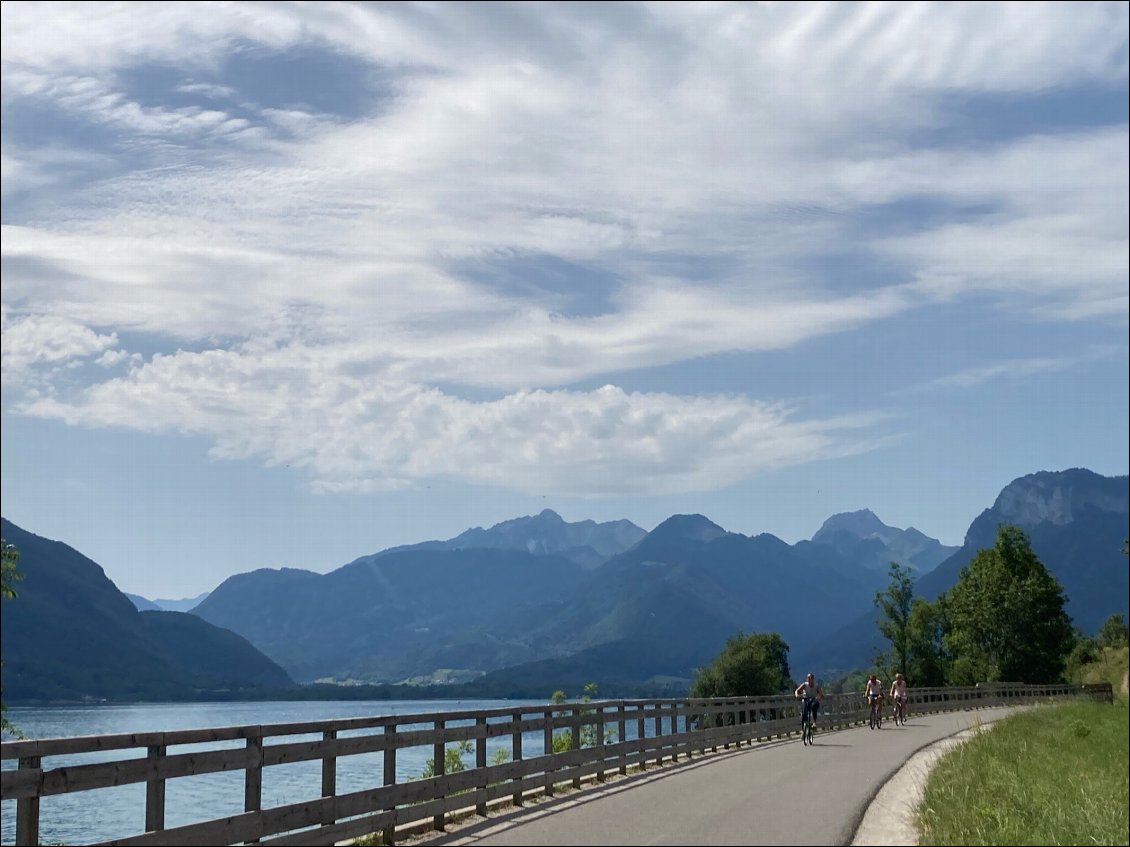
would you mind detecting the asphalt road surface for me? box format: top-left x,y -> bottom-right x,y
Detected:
405,706 -> 1018,847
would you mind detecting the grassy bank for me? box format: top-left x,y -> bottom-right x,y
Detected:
1077,645 -> 1129,694
918,696 -> 1129,845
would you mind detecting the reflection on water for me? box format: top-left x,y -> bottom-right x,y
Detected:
1,699 -> 550,845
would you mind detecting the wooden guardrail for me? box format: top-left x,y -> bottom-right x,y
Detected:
1,682 -> 1110,846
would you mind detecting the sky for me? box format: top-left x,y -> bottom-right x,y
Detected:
1,1 -> 1127,601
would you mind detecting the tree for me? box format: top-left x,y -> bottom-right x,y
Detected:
943,524 -> 1075,685
1095,613 -> 1128,649
873,562 -> 914,677
2,538 -> 23,737
1,538 -> 20,600
904,596 -> 950,687
689,632 -> 792,699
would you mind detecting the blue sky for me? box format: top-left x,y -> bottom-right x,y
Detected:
2,1 -> 1127,600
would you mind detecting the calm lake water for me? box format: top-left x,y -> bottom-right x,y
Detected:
0,699 -> 551,845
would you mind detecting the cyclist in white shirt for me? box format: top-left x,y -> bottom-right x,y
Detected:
864,673 -> 884,727
794,673 -> 824,729
889,672 -> 909,720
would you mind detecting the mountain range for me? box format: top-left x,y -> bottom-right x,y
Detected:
125,592 -> 211,613
0,518 -> 293,702
2,467 -> 1126,702
188,467 -> 1126,688
792,467 -> 1130,676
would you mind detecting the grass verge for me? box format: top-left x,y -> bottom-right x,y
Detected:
918,697 -> 1129,846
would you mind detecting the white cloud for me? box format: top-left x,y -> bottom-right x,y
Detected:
2,1 -> 1126,497
0,308 -> 119,383
3,67 -> 266,144
898,346 -> 1126,393
18,345 -> 890,496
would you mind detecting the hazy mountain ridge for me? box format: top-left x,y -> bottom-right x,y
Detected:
193,546 -> 590,683
126,591 -> 211,613
795,467 -> 1129,678
4,468 -> 1123,699
193,511 -> 887,687
373,508 -> 647,570
0,518 -> 294,702
812,508 -> 959,574
915,468 -> 1129,632
125,592 -> 161,611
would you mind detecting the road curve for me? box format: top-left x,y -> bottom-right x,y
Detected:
403,706 -> 1017,847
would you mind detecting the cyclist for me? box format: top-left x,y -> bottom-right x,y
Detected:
794,672 -> 824,730
889,672 -> 908,723
864,673 -> 884,728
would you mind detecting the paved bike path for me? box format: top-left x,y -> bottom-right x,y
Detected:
407,706 -> 1016,846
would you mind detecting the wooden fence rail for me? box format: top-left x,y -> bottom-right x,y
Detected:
1,682 -> 1111,846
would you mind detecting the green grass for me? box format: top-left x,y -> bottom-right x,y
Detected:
918,697 -> 1129,846
1077,646 -> 1129,694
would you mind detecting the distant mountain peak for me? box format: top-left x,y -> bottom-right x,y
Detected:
649,514 -> 728,542
374,509 -> 647,570
988,468 -> 1127,529
812,509 -> 958,576
963,467 -> 1129,548
813,509 -> 892,543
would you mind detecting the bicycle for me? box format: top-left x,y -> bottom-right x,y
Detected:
891,697 -> 906,726
800,699 -> 817,745
868,695 -> 883,729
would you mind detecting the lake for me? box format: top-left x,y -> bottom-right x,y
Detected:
1,698 -> 551,845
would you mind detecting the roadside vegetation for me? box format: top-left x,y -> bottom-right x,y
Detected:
915,619 -> 1130,846
876,526 -> 1129,846
1,537 -> 24,737
917,682 -> 1128,846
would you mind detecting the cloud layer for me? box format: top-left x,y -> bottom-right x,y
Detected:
3,1 -> 1127,497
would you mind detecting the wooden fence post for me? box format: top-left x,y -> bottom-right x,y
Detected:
244,733 -> 264,844
144,744 -> 166,833
382,724 -> 397,846
670,703 -> 679,762
14,756 -> 39,847
617,704 -> 627,775
321,729 -> 337,828
433,718 -> 445,831
543,709 -> 555,797
637,706 -> 647,771
511,710 -> 523,807
571,708 -> 582,789
476,716 -> 488,815
595,706 -> 605,782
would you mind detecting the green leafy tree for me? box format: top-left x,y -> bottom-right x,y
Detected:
1,538 -> 20,599
825,669 -> 869,695
904,596 -> 950,687
2,538 -> 23,738
1095,613 -> 1128,649
873,562 -> 914,677
689,631 -> 791,699
943,524 -> 1075,685
1064,629 -> 1100,682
